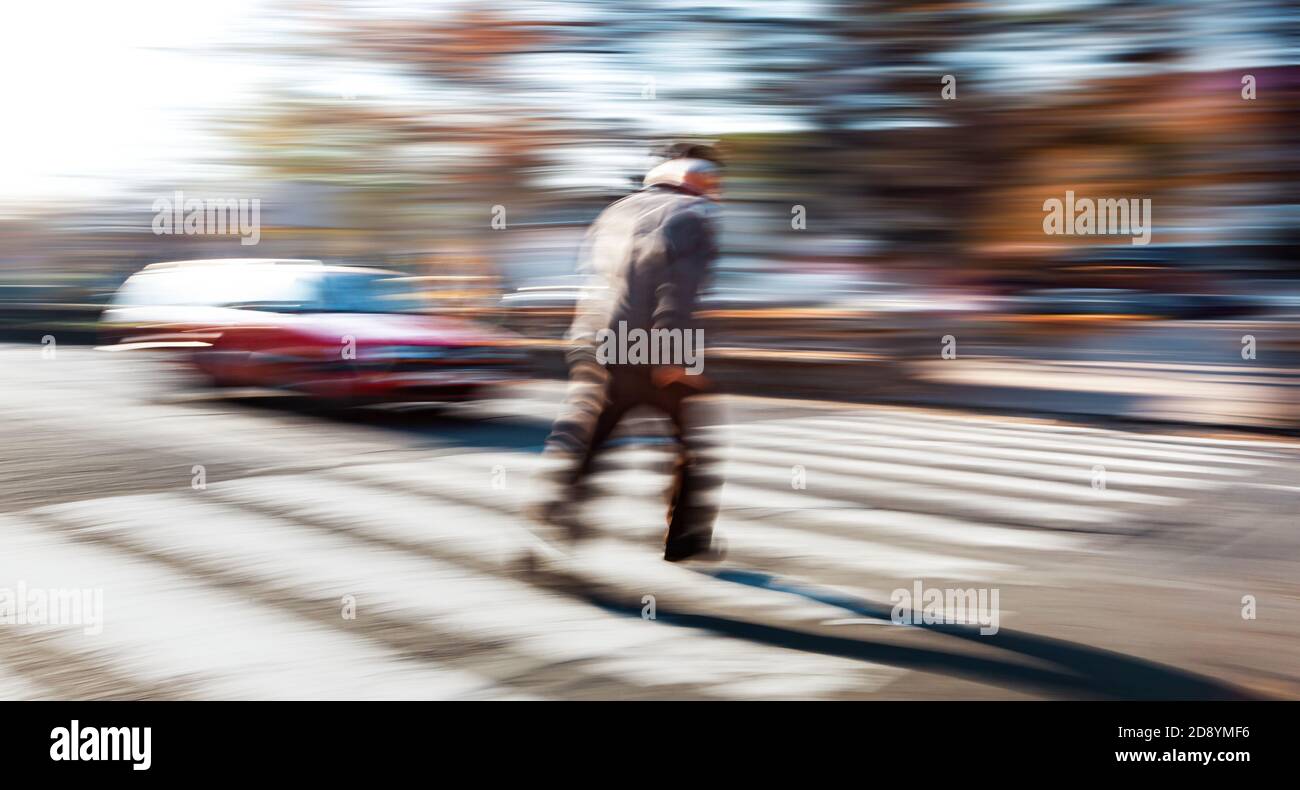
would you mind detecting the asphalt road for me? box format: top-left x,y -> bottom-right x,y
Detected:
1,345 -> 1298,699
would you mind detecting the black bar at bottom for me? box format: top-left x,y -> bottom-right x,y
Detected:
2,700 -> 1285,777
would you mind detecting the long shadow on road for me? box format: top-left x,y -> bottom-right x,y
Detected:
642,568 -> 1258,700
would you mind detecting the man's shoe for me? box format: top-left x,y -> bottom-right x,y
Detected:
524,499 -> 588,544
663,533 -> 726,563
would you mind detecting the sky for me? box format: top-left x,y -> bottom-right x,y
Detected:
0,0 -> 769,206
0,0 -> 262,203
0,0 -> 813,207
1,0 -> 1292,207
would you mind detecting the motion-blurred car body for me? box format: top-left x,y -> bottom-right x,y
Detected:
100,259 -> 526,403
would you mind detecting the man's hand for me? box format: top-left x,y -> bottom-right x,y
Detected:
652,365 -> 709,390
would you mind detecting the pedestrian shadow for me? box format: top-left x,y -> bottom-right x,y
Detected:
586,568 -> 1255,700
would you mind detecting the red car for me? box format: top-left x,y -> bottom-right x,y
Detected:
100,258 -> 527,403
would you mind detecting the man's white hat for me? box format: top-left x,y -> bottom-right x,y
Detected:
643,157 -> 721,198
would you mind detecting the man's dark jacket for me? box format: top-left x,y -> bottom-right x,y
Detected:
566,184 -> 719,367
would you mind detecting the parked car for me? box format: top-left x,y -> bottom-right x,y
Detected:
100,258 -> 527,404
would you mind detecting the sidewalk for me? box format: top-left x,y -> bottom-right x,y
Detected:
891,357 -> 1300,432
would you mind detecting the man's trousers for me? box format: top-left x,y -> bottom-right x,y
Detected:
539,360 -> 724,554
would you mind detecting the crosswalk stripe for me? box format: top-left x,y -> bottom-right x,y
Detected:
0,514 -> 511,700
716,418 -> 1253,475
781,416 -> 1281,466
461,446 -> 1110,552
884,408 -> 1300,451
712,446 -> 1182,507
200,474 -> 869,623
712,484 -> 1089,551
323,459 -> 1022,579
32,494 -> 899,699
0,659 -> 53,700
377,447 -> 1123,529
328,454 -> 1086,583
207,467 -> 1037,641
377,448 -> 1116,544
711,423 -> 1249,486
858,410 -> 1294,455
582,486 -> 1024,581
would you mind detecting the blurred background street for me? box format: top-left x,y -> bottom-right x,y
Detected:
1,0 -> 1298,699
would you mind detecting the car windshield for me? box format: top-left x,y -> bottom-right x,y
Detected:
115,267 -> 318,309
115,267 -> 427,314
317,272 -> 426,314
